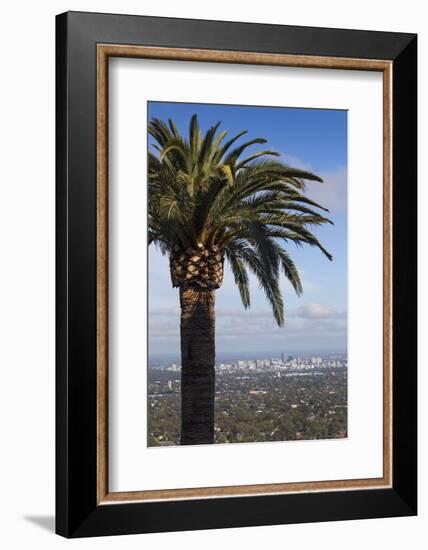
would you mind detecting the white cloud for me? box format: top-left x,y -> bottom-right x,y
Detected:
276,155 -> 347,213
281,153 -> 313,172
305,166 -> 347,212
289,302 -> 345,320
149,302 -> 347,344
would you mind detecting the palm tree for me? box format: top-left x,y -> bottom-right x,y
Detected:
148,114 -> 333,445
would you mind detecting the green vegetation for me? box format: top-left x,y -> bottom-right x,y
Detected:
148,367 -> 347,446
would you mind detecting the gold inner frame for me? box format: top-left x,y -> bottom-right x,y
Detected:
96,44 -> 393,504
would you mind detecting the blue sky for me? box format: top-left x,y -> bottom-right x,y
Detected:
148,101 -> 347,357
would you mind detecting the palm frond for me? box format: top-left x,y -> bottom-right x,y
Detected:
225,249 -> 251,308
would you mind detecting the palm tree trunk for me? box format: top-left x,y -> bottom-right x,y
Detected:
179,287 -> 216,445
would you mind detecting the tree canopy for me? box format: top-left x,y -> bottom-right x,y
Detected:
148,115 -> 333,326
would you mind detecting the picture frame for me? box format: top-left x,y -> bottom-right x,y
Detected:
56,11 -> 417,538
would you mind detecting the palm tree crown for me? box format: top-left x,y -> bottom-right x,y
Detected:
148,114 -> 332,326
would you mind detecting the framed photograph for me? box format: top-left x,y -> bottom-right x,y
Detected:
56,11 -> 417,537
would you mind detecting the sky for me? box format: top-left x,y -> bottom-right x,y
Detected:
147,101 -> 347,358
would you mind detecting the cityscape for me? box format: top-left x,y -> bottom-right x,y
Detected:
148,352 -> 348,446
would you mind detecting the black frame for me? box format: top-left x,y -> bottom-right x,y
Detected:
56,11 -> 417,538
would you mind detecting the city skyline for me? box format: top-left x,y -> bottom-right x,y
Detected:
149,349 -> 347,362
150,356 -> 347,371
